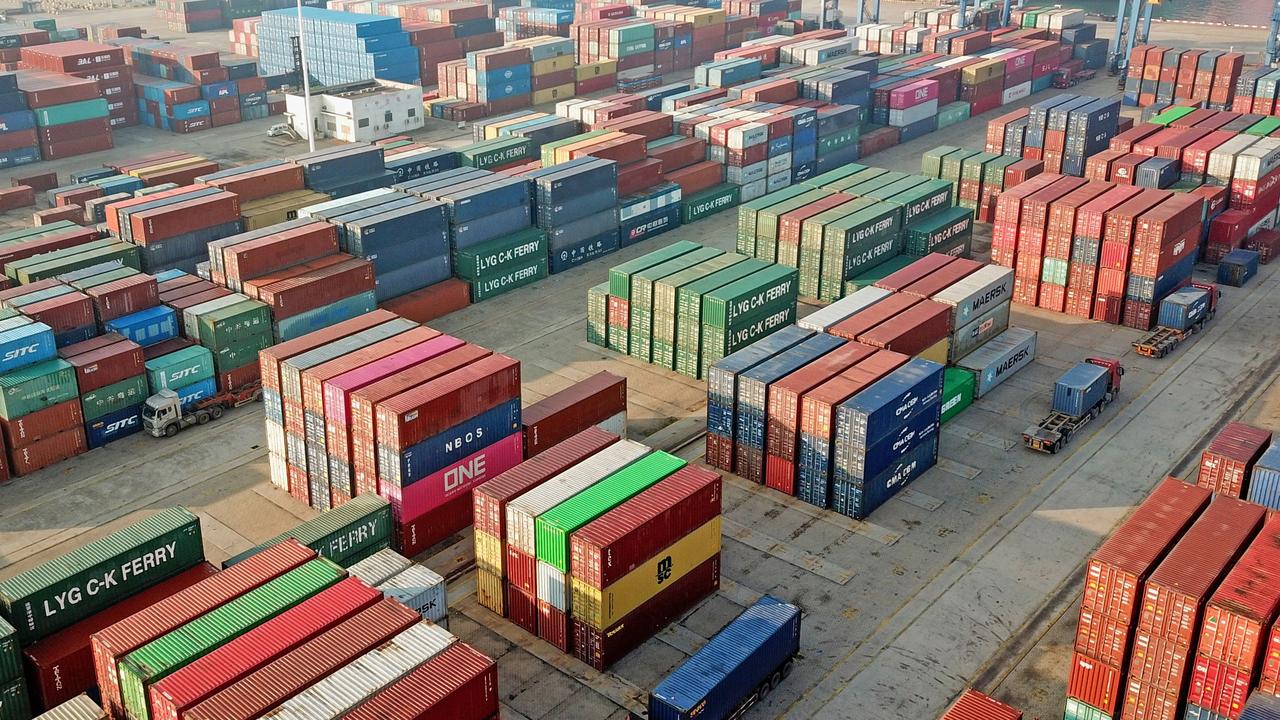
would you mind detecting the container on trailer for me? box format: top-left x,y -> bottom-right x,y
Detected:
1052,362 -> 1111,417
648,596 -> 801,720
1157,287 -> 1211,332
0,507 -> 203,645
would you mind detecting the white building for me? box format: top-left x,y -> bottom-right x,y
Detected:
285,80 -> 424,143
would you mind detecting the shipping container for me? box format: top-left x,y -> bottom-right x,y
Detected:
1195,515 -> 1280,670
940,689 -> 1023,720
223,495 -> 392,568
376,565 -> 447,626
1198,422 -> 1272,498
521,372 -> 626,458
341,642 -> 497,720
955,327 -> 1036,398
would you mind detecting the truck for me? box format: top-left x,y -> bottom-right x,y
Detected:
143,381 -> 262,438
1022,357 -> 1123,454
1131,283 -> 1219,358
644,596 -> 801,720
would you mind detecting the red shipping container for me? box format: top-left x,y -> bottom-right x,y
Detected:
130,191 -> 240,244
1194,515 -> 1280,669
378,278 -> 470,324
538,599 -> 569,651
0,399 -> 81,451
255,257 -> 375,319
343,642 -> 498,720
59,336 -> 146,393
1082,478 -> 1211,622
616,158 -> 664,197
1075,605 -> 1131,669
33,206 -> 84,226
299,326 -> 440,420
777,194 -> 856,259
665,160 -> 723,196
0,185 -> 33,211
22,292 -> 94,334
39,135 -> 113,161
875,253 -> 956,292
521,372 -> 625,458
11,171 -> 57,192
200,163 -> 303,202
1197,423 -> 1273,497
10,426 -> 85,476
859,126 -> 899,158
900,258 -> 984,298
86,274 -> 159,322
1187,654 -> 1252,718
573,554 -> 720,671
1119,680 -> 1179,720
1127,629 -> 1193,691
941,689 -> 1023,720
148,578 -> 381,720
372,353 -> 518,454
53,184 -> 102,209
856,300 -> 951,356
90,541 -> 314,716
38,118 -> 110,146
828,293 -> 921,341
1067,651 -> 1122,715
218,362 -> 260,393
22,562 -> 218,713
182,598 -> 420,720
646,136 -> 705,172
0,129 -> 38,154
506,582 -> 538,634
571,465 -> 720,590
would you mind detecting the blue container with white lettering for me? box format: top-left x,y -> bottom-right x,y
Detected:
706,326 -> 814,438
273,290 -> 377,342
835,358 -> 944,448
620,204 -> 681,247
0,321 -> 56,373
85,403 -> 144,449
385,148 -> 459,183
549,228 -> 620,274
174,377 -> 218,410
105,306 -> 177,347
380,398 -> 520,487
831,434 -> 938,519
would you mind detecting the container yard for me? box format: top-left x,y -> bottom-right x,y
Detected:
0,2 -> 1276,720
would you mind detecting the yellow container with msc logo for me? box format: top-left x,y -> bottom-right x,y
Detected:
569,516 -> 721,630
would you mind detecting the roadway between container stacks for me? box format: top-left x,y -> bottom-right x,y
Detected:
782,264 -> 1280,718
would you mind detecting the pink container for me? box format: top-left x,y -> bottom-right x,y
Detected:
387,433 -> 523,520
888,79 -> 940,109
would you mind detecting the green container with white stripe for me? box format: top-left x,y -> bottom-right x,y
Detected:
145,345 -> 215,391
0,358 -> 78,421
454,227 -> 547,281
469,255 -> 547,301
80,374 -> 148,422
681,183 -> 740,224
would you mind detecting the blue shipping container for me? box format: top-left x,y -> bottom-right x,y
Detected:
381,398 -> 521,487
1241,692 -> 1280,719
273,290 -> 377,341
649,596 -> 801,720
836,358 -> 944,448
706,325 -> 814,429
832,433 -> 938,518
85,403 -> 144,448
175,377 -> 218,409
1248,445 -> 1280,511
1052,362 -> 1110,417
549,228 -> 621,274
1157,287 -> 1211,331
1218,249 -> 1260,287
0,322 -> 56,374
735,334 -> 845,451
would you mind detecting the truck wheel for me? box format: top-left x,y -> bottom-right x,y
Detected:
197,411 -> 210,426
211,406 -> 224,420
781,660 -> 794,679
757,681 -> 772,702
165,424 -> 178,438
770,669 -> 783,689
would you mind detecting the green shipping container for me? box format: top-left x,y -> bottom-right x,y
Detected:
1040,257 -> 1069,286
939,149 -> 981,191
0,677 -> 29,720
1246,116 -> 1280,136
936,102 -> 970,129
921,146 -> 961,179
795,199 -> 872,298
454,227 -> 547,281
117,559 -> 343,720
843,255 -> 919,296
816,126 -> 860,155
700,301 -> 796,378
736,185 -> 812,255
460,137 -> 533,170
7,243 -> 141,284
1148,105 -> 1195,126
0,508 -> 202,645
0,222 -> 75,246
80,374 -> 148,422
587,282 -> 609,347
903,205 -> 974,257
1064,698 -> 1111,720
701,264 -> 798,331
197,299 -> 271,350
34,99 -> 108,128
212,330 -> 272,375
225,495 -> 392,569
607,240 -> 700,299
68,267 -> 138,291
540,131 -> 609,167
183,295 -> 245,342
803,163 -> 869,189
941,367 -> 975,424
535,451 -> 686,572
981,155 -> 1020,192
819,202 -> 903,302
674,258 -> 771,377
890,178 -> 954,227
651,254 -> 747,369
0,617 -> 18,684
823,167 -> 892,194
469,256 -> 547,301
145,345 -> 215,391
682,184 -> 740,224
629,247 -> 723,362
0,358 -> 78,421
6,285 -> 74,309
754,188 -> 834,263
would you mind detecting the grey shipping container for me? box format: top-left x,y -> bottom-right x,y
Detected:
956,327 -> 1037,398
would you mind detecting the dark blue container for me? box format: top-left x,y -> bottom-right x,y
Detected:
547,207 -> 618,248
620,204 -> 681,247
649,596 -> 801,720
549,227 -> 620,274
445,177 -> 532,224
897,115 -> 938,144
835,359 -> 944,448
454,205 -> 533,249
384,398 -> 520,486
513,116 -> 579,149
539,187 -> 617,227
1157,287 -> 1211,331
321,169 -> 397,198
791,161 -> 817,184
1218,248 -> 1260,287
0,110 -> 34,133
832,404 -> 939,484
0,72 -> 16,93
105,306 -> 177,347
1026,94 -> 1078,148
175,377 -> 218,409
0,146 -> 36,169
199,80 -> 238,99
55,324 -> 97,348
1052,362 -> 1110,417
1003,117 -> 1028,156
373,255 -> 451,301
814,144 -> 859,173
791,142 -> 817,166
345,202 -> 450,262
385,148 -> 459,183
293,144 -> 385,188
1135,157 -> 1178,188
768,135 -> 792,157
1061,24 -> 1096,44
736,334 -> 845,452
1046,95 -> 1093,132
85,403 -> 144,449
0,92 -> 27,114
1126,252 -> 1195,304
138,220 -> 243,272
815,105 -> 859,135
831,434 -> 938,519
395,167 -> 487,194
1241,693 -> 1280,720
641,82 -> 692,110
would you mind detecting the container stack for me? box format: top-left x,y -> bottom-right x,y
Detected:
735,164 -> 965,302
258,8 -> 420,87
258,310 -> 524,556
923,144 -> 1045,222
498,4 -> 574,41
291,143 -> 395,199
0,314 -> 82,475
432,38 -> 576,121
523,158 -> 619,274
0,508 -> 207,715
0,275 -> 96,348
1065,478 -> 1211,720
984,94 -> 1122,176
19,40 -> 137,131
0,70 -> 39,171
101,186 -> 244,274
15,71 -> 112,161
177,284 -> 270,398
3,236 -> 140,288
1196,421 -> 1272,499
991,174 -> 1203,328
520,370 -> 625,458
468,110 -> 579,158
474,432 -> 722,667
591,241 -> 800,379
1122,45 -> 1244,108
116,38 -> 268,131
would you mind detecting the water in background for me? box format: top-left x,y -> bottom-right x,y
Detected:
1041,0 -> 1268,26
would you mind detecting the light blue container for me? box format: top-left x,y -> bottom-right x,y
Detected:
1248,445 -> 1280,510
105,306 -> 177,347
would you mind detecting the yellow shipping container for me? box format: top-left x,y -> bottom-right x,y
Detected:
554,130 -> 625,165
570,516 -> 722,630
476,568 -> 505,616
533,84 -> 576,106
918,337 -> 948,365
576,60 -> 618,80
241,190 -> 328,231
533,55 -> 575,75
484,112 -> 546,140
130,157 -> 205,180
962,59 -> 1005,85
474,529 -> 504,574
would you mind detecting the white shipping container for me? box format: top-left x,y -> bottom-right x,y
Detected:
1207,135 -> 1260,185
930,264 -> 1014,327
765,171 -> 791,193
269,623 -> 456,720
727,122 -> 768,150
536,560 -> 568,611
266,422 -> 286,458
726,161 -> 767,185
505,440 -> 649,555
1001,82 -> 1032,105
1232,137 -> 1280,181
1049,8 -> 1085,28
378,564 -> 448,626
889,100 -> 937,127
798,286 -> 892,331
299,188 -> 395,219
740,178 -> 769,201
707,145 -> 727,164
597,411 -> 626,438
767,153 -> 792,175
348,548 -> 413,586
268,451 -> 288,491
906,27 -> 931,52
34,695 -> 104,720
554,98 -> 590,121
